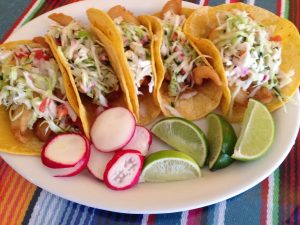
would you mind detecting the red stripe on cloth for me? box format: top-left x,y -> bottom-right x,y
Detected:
1,0 -> 37,43
187,208 -> 202,225
276,0 -> 282,16
230,0 -> 240,3
260,179 -> 269,225
296,0 -> 300,29
35,0 -> 59,17
0,178 -> 25,222
147,214 -> 156,225
289,146 -> 296,224
283,155 -> 289,223
203,0 -> 209,6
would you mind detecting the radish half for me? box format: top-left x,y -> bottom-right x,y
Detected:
122,126 -> 152,156
90,107 -> 136,152
103,150 -> 144,190
87,145 -> 114,180
41,134 -> 91,177
42,133 -> 88,168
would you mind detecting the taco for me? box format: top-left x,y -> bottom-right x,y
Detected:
184,3 -> 300,122
87,6 -> 161,125
0,38 -> 80,155
46,13 -> 134,137
145,0 -> 227,119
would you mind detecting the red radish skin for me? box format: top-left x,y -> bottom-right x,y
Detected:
42,135 -> 91,177
54,135 -> 91,177
104,150 -> 144,190
122,126 -> 152,156
41,133 -> 88,168
91,107 -> 136,152
87,145 -> 114,180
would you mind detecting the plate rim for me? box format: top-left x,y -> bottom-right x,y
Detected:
1,0 -> 300,214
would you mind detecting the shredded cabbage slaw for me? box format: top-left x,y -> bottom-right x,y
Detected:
160,11 -> 204,97
211,10 -> 294,107
0,44 -> 77,133
114,17 -> 154,95
48,21 -> 119,107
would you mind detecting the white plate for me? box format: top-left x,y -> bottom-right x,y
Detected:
1,0 -> 300,214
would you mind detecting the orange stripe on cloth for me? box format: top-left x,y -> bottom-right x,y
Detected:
0,164 -> 37,224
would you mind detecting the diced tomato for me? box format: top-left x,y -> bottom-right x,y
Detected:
57,104 -> 69,118
141,36 -> 149,46
270,35 -> 282,42
34,50 -> 49,60
171,32 -> 178,41
180,69 -> 186,75
15,52 -> 30,59
39,98 -> 49,113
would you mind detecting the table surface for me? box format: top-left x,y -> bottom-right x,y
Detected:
0,0 -> 299,224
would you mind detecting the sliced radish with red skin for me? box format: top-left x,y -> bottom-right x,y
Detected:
87,145 -> 114,180
42,134 -> 91,177
104,150 -> 144,190
91,107 -> 136,152
122,126 -> 152,156
41,133 -> 88,168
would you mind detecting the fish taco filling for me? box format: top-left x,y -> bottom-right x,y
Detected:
113,17 -> 154,96
0,42 -> 78,143
160,10 -> 221,100
209,10 -> 294,112
48,19 -> 120,107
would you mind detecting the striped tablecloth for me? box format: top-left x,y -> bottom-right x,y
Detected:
0,0 -> 299,224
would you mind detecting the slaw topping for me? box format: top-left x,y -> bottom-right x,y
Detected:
48,21 -> 119,107
114,17 -> 154,95
0,44 -> 77,133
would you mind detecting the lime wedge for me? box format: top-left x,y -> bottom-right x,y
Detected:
207,113 -> 237,170
151,117 -> 208,167
140,150 -> 201,182
232,99 -> 275,161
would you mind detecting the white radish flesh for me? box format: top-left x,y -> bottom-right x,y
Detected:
42,133 -> 87,168
104,150 -> 144,190
87,145 -> 114,180
122,126 -> 152,156
91,107 -> 136,152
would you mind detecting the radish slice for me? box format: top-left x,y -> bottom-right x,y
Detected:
122,126 -> 152,156
104,150 -> 144,190
91,107 -> 136,152
42,134 -> 91,177
42,133 -> 88,168
87,145 -> 114,180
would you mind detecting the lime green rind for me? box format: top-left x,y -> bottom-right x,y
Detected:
140,150 -> 201,183
151,117 -> 208,167
207,113 -> 237,170
232,99 -> 275,161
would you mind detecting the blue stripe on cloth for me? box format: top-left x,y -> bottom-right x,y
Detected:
21,188 -> 42,225
209,0 -> 227,6
224,184 -> 262,225
51,198 -> 69,225
206,203 -> 217,224
154,212 -> 183,225
247,0 -> 277,14
0,0 -> 32,40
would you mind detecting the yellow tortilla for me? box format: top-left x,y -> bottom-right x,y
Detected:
46,15 -> 135,137
145,10 -> 225,120
87,8 -> 161,125
0,40 -> 76,155
184,3 -> 300,122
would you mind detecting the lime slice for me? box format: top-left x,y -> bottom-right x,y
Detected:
207,113 -> 237,171
140,150 -> 201,182
151,117 -> 208,167
232,99 -> 275,161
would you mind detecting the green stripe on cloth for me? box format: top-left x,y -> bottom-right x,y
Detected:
273,169 -> 280,225
21,0 -> 46,26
